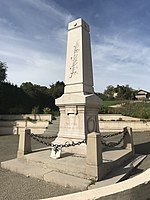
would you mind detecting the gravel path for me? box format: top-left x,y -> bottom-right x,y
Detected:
0,132 -> 150,200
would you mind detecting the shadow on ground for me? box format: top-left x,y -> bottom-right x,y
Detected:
134,142 -> 150,155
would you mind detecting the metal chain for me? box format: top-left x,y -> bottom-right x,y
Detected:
28,132 -> 85,153
102,131 -> 124,138
30,133 -> 52,146
28,130 -> 126,152
30,133 -> 56,139
101,132 -> 126,148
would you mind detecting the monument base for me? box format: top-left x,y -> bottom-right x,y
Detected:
1,148 -> 145,190
54,93 -> 100,155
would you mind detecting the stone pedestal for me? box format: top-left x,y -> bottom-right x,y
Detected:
53,18 -> 101,155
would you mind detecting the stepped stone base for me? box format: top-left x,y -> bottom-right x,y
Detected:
1,148 -> 146,189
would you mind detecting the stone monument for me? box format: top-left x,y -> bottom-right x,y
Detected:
53,18 -> 100,154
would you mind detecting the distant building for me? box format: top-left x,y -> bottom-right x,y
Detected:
135,89 -> 150,100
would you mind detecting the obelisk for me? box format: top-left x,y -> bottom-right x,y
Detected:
54,18 -> 101,155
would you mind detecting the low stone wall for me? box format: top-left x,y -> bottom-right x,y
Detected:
1,114 -> 150,135
43,168 -> 150,200
99,114 -> 141,121
0,114 -> 52,122
100,121 -> 150,132
0,120 -> 49,135
15,120 -> 49,135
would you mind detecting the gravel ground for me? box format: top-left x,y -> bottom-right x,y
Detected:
0,135 -> 78,200
0,132 -> 150,200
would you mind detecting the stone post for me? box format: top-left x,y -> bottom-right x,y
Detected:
17,129 -> 31,158
86,132 -> 103,180
123,127 -> 134,154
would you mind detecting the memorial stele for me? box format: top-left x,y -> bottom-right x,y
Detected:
53,18 -> 101,155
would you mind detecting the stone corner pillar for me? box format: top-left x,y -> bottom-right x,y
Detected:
17,129 -> 31,158
123,127 -> 134,154
86,132 -> 103,180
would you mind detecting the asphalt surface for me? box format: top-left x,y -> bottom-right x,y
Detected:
0,135 -> 78,200
0,132 -> 150,200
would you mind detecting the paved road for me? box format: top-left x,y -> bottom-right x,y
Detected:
0,132 -> 150,200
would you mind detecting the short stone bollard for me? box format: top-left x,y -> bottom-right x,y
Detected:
123,127 -> 134,154
86,132 -> 103,180
17,129 -> 31,158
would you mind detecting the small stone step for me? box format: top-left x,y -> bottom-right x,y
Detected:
1,158 -> 51,180
1,158 -> 90,191
44,171 -> 90,190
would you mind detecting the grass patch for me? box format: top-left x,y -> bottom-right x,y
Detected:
101,100 -> 122,107
120,102 -> 150,119
99,100 -> 150,119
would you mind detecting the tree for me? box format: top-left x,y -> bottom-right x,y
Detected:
103,84 -> 136,101
20,82 -> 56,112
49,81 -> 64,99
96,92 -> 108,101
0,61 -> 7,83
104,85 -> 115,100
0,82 -> 31,114
115,85 -> 136,100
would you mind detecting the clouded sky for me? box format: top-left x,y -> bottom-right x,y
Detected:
0,0 -> 150,92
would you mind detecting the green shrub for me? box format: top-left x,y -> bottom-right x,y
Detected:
99,101 -> 150,119
31,106 -> 39,114
114,102 -> 150,119
43,107 -> 51,114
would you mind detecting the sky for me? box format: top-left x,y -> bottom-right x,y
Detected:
0,0 -> 150,92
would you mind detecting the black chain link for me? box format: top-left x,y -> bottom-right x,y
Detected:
102,131 -> 124,138
28,132 -> 85,153
28,129 -> 127,152
31,134 -> 56,139
101,131 -> 126,148
29,133 -> 52,146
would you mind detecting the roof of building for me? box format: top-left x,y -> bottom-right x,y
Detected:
136,89 -> 150,95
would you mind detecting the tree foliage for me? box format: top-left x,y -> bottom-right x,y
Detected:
49,81 -> 64,99
103,84 -> 136,100
0,80 -> 64,114
0,82 -> 31,114
0,61 -> 65,114
115,84 -> 136,100
0,61 -> 140,115
103,85 -> 115,100
0,61 -> 7,83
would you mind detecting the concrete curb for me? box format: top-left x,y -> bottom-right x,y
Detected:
41,168 -> 150,200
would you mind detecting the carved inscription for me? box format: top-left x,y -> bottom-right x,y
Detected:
69,41 -> 79,78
